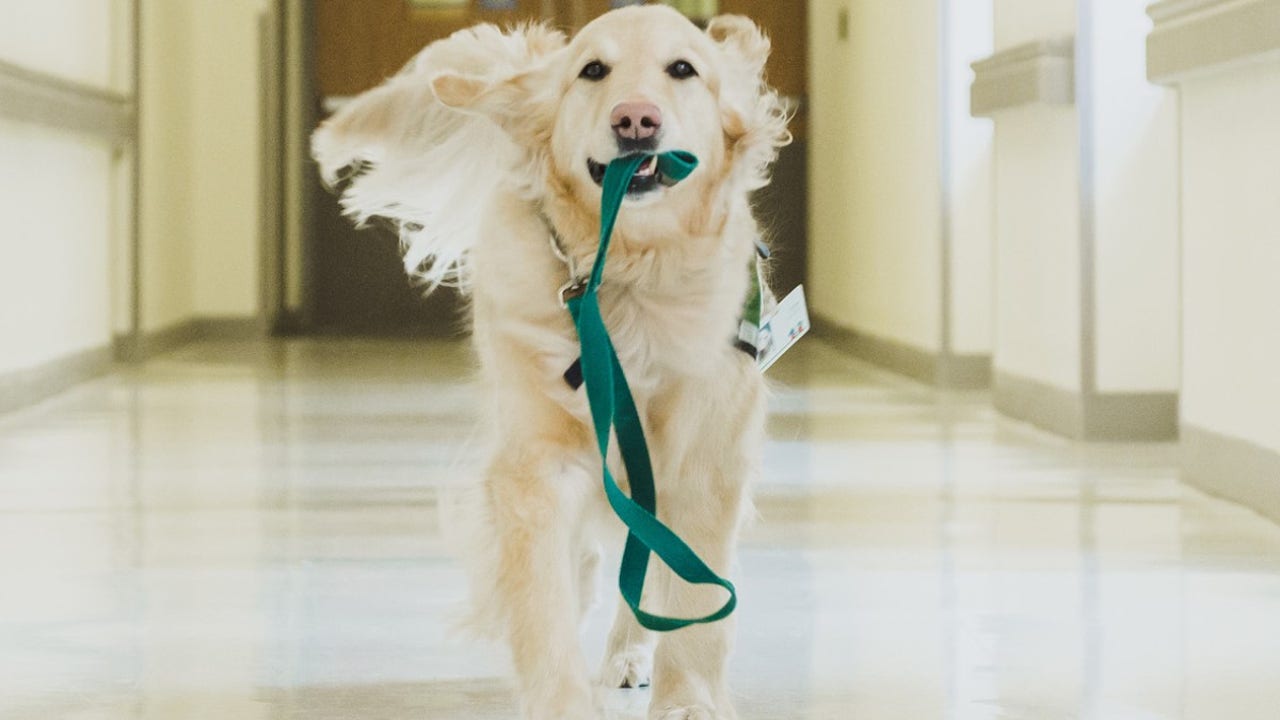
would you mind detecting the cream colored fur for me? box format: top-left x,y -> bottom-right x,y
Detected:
313,7 -> 790,719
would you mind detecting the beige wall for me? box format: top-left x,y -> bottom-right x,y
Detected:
988,0 -> 1180,398
989,0 -> 1080,390
1179,58 -> 1280,453
808,0 -> 943,353
0,1 -> 117,88
139,0 -> 266,333
0,0 -> 131,376
139,1 -> 195,333
189,1 -> 265,318
993,0 -> 1074,49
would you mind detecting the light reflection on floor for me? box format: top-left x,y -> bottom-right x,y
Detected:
2,338 -> 1279,719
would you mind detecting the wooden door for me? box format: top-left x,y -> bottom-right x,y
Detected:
316,0 -> 546,98
307,1 -> 807,334
310,0 -> 546,336
719,0 -> 809,294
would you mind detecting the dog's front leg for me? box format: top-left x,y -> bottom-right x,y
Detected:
644,372 -> 764,720
487,441 -> 597,720
645,477 -> 747,720
645,471 -> 747,717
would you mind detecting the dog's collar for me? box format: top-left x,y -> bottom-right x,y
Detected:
536,154 -> 766,393
539,210 -> 770,310
539,212 -> 591,308
548,235 -> 768,393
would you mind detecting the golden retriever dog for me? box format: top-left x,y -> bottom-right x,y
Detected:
312,5 -> 790,718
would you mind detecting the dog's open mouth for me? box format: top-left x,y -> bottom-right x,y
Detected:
587,155 -> 661,194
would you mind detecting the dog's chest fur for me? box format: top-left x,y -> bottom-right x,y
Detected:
595,253 -> 750,384
471,194 -> 756,423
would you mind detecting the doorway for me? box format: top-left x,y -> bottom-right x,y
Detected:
307,0 -> 548,335
300,0 -> 807,335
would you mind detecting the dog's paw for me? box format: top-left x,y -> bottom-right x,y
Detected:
600,648 -> 653,689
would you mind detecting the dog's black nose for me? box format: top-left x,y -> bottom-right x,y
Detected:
611,101 -> 662,141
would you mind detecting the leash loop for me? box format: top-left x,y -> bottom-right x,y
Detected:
566,151 -> 737,632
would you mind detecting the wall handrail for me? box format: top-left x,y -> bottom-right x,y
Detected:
1148,0 -> 1280,84
0,59 -> 135,144
970,38 -> 1075,117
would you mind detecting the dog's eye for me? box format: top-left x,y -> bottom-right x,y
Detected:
579,60 -> 610,81
666,60 -> 698,80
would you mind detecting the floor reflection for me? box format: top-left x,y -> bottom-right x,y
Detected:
1,338 -> 1279,719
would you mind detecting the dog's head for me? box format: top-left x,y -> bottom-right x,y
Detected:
432,6 -> 790,218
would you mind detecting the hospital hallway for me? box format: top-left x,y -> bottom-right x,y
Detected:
4,337 -> 1280,720
6,1 -> 1280,718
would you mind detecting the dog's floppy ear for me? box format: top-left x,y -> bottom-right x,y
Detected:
430,73 -> 493,109
425,21 -> 565,113
706,15 -> 770,75
430,69 -> 543,113
704,15 -> 791,191
431,63 -> 559,143
313,23 -> 565,184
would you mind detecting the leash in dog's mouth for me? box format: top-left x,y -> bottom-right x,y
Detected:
566,151 -> 741,633
586,154 -> 685,194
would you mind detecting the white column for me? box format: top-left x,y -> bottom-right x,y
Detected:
1149,0 -> 1280,524
974,0 -> 1179,440
943,0 -> 995,370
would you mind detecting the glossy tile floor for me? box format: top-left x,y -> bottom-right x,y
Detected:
3,338 -> 1280,720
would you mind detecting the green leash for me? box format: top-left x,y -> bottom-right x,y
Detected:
566,151 -> 737,632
